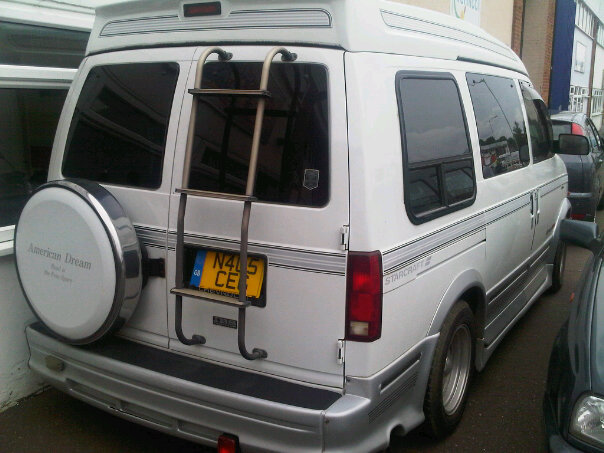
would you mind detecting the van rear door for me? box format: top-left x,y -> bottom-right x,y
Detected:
167,46 -> 349,388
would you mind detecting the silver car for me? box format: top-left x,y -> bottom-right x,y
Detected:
552,112 -> 604,221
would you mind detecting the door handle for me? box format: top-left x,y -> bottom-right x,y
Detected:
529,192 -> 535,228
535,191 -> 540,225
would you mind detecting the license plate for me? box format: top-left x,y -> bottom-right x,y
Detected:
189,250 -> 265,299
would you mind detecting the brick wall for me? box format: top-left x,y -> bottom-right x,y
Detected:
521,0 -> 556,103
511,0 -> 525,55
541,0 -> 556,103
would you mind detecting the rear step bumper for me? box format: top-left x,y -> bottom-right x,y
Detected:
26,323 -> 437,452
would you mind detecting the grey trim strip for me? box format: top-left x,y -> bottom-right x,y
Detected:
383,176 -> 566,274
170,231 -> 346,275
134,226 -> 346,275
101,9 -> 332,37
135,226 -> 167,248
568,192 -> 593,199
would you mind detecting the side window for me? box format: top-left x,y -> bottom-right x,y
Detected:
521,83 -> 553,164
63,62 -> 180,189
396,72 -> 475,224
466,74 -> 529,178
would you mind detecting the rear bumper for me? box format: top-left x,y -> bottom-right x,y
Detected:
26,324 -> 436,453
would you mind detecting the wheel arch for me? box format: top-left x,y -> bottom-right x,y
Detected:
427,269 -> 486,341
546,197 -> 572,265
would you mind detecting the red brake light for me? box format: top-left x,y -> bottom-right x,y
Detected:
571,213 -> 586,220
183,2 -> 221,17
571,123 -> 586,136
217,434 -> 238,453
346,251 -> 382,342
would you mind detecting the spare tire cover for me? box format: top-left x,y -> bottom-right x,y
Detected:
15,179 -> 142,344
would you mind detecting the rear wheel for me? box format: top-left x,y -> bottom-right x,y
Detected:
423,301 -> 475,439
547,241 -> 566,294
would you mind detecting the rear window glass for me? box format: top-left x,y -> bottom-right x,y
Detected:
63,62 -> 180,188
466,74 -> 529,178
188,62 -> 329,207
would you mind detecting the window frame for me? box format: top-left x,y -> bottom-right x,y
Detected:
520,81 -> 554,164
395,70 -> 476,225
187,61 -> 332,208
0,65 -> 74,254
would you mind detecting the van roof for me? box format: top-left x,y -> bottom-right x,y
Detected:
90,0 -> 526,75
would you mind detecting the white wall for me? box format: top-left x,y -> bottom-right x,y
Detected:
0,253 -> 44,411
592,45 -> 604,129
571,27 -> 594,89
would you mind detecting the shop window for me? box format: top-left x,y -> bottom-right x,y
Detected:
0,88 -> 67,227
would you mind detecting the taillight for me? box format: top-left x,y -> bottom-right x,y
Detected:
345,251 -> 382,342
571,213 -> 586,220
217,434 -> 238,453
571,123 -> 586,136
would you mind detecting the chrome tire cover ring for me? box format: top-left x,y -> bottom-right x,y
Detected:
14,179 -> 142,344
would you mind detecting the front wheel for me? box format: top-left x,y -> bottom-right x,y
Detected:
423,301 -> 475,439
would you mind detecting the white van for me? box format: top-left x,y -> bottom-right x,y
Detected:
14,1 -> 570,452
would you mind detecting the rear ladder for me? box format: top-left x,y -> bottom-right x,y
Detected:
170,46 -> 297,360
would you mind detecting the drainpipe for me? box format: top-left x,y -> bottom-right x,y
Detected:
587,20 -> 598,116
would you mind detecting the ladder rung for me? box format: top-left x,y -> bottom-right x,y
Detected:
189,88 -> 271,98
171,287 -> 251,307
176,188 -> 256,202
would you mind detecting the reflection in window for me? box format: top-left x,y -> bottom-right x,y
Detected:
0,21 -> 88,69
397,74 -> 475,223
0,89 -> 67,227
189,62 -> 329,207
521,83 -> 553,164
466,74 -> 528,178
63,63 -> 179,188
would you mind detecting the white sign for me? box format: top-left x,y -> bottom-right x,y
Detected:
451,0 -> 481,26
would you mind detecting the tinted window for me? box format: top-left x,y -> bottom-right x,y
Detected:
466,74 -> 528,178
0,89 -> 67,227
0,21 -> 88,69
397,73 -> 475,223
188,62 -> 329,207
521,84 -> 553,164
63,63 -> 179,188
400,78 -> 470,163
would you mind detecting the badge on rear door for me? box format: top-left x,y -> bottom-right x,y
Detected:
303,169 -> 320,190
213,316 -> 237,329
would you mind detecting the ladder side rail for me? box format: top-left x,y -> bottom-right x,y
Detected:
182,47 -> 232,188
236,47 -> 297,361
174,47 -> 231,346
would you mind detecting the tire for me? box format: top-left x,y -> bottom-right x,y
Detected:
423,301 -> 475,439
547,241 -> 567,294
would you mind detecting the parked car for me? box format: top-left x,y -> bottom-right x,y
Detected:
551,112 -> 604,221
14,1 -> 570,452
544,218 -> 603,452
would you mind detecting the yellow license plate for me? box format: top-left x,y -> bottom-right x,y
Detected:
190,250 -> 265,299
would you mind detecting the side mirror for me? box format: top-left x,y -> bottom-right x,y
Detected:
557,134 -> 590,155
560,219 -> 599,250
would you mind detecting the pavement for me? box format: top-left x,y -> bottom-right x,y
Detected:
0,217 -> 599,453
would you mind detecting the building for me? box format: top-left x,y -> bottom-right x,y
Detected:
0,0 -> 98,410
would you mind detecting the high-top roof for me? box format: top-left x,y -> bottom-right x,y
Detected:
89,0 -> 526,74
